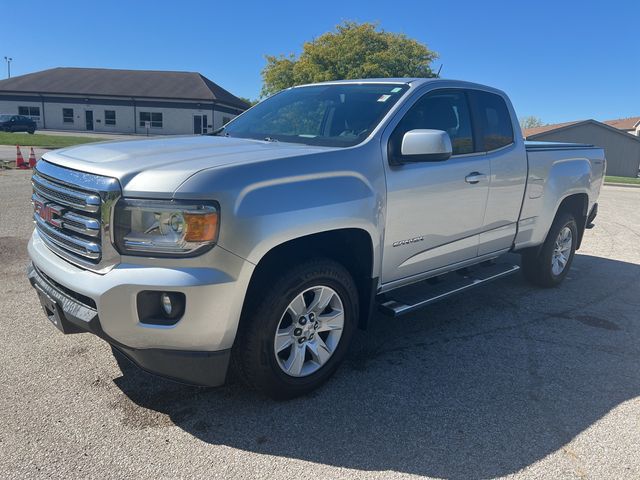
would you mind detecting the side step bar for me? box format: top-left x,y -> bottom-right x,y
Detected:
377,262 -> 520,317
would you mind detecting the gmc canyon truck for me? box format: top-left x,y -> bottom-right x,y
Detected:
27,79 -> 605,399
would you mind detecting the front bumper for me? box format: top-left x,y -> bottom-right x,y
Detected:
27,230 -> 255,387
28,263 -> 231,386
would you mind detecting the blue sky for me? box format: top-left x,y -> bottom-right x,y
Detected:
3,0 -> 638,124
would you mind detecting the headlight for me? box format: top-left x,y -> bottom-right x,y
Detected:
114,199 -> 219,256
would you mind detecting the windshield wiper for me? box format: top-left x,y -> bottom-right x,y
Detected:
263,136 -> 279,143
209,127 -> 229,137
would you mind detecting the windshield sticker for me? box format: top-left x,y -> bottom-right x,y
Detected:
377,94 -> 392,102
390,87 -> 402,93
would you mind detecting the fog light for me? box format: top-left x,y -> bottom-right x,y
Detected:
161,292 -> 173,315
137,291 -> 185,325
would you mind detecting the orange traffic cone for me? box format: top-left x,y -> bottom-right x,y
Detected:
16,145 -> 28,169
28,147 -> 37,168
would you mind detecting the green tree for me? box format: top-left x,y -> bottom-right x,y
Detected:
238,96 -> 259,107
261,21 -> 438,97
520,116 -> 544,130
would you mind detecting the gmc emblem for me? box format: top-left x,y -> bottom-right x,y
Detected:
34,199 -> 64,228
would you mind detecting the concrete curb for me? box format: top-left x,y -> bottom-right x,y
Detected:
604,182 -> 640,189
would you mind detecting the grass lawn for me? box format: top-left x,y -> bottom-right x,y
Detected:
0,132 -> 104,149
605,175 -> 640,185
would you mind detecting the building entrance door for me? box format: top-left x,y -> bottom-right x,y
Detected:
85,111 -> 94,130
193,114 -> 208,134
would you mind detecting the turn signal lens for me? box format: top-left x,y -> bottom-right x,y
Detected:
185,212 -> 218,242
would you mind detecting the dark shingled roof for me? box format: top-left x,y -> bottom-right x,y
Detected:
0,67 -> 249,110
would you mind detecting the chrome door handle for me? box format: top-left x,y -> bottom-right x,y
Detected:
465,172 -> 488,184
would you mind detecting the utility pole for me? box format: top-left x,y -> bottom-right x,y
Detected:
4,56 -> 12,78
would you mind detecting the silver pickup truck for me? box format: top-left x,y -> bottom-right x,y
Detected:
27,79 -> 605,398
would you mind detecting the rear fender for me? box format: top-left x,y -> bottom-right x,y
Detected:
517,157 -> 591,250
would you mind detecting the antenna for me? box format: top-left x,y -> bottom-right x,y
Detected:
436,64 -> 443,78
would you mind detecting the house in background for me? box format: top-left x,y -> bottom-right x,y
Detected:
0,67 -> 249,135
603,116 -> 640,137
524,119 -> 640,177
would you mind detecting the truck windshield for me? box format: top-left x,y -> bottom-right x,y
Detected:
217,83 -> 409,147
0,115 -> 12,122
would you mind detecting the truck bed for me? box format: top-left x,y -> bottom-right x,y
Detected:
515,141 -> 606,251
524,140 -> 599,151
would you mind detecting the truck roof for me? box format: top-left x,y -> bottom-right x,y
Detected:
293,78 -> 420,87
292,78 -> 506,95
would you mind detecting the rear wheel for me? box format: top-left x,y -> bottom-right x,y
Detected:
521,212 -> 577,287
234,258 -> 358,399
28,128 -> 35,134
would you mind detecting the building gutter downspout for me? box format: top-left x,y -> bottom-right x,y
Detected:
132,97 -> 137,134
40,94 -> 46,129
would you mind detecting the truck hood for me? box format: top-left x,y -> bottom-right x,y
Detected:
41,135 -> 334,196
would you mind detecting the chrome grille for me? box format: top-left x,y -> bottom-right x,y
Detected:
32,161 -> 121,273
34,214 -> 101,259
32,173 -> 101,212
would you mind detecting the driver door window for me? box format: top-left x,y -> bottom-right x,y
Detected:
391,90 -> 474,157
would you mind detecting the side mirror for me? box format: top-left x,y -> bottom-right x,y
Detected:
399,129 -> 452,162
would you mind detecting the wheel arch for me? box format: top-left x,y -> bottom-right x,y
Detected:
240,228 -> 377,331
555,192 -> 589,249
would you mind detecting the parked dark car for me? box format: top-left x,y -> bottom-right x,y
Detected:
0,114 -> 37,134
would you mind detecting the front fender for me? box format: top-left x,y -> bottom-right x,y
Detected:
230,170 -> 380,264
174,143 -> 385,276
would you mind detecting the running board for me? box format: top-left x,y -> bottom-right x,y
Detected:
377,262 -> 520,317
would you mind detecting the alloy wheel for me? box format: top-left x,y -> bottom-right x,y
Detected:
551,226 -> 573,276
274,285 -> 345,377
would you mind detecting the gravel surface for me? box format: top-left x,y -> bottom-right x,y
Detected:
1,169 -> 639,479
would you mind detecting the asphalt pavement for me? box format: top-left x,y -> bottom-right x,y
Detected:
1,169 -> 639,479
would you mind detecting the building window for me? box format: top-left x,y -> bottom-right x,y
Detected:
63,108 -> 74,123
222,116 -> 232,125
105,110 -> 116,126
18,106 -> 40,120
139,112 -> 163,128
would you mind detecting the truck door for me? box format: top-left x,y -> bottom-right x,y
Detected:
381,88 -> 490,285
467,90 -> 527,256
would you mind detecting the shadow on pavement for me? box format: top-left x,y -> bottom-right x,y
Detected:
112,253 -> 640,479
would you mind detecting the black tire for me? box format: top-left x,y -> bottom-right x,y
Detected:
233,258 -> 358,400
28,129 -> 35,134
521,212 -> 578,288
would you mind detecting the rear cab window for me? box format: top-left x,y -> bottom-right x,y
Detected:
470,90 -> 514,151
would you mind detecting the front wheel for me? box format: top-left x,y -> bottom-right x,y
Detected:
28,129 -> 35,134
521,212 -> 578,287
234,258 -> 358,399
